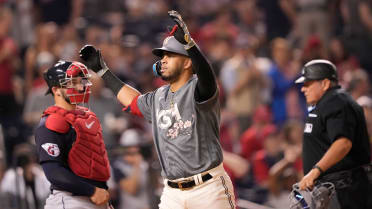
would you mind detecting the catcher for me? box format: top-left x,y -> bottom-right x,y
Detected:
35,61 -> 112,209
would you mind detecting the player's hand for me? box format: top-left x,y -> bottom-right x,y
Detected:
79,45 -> 108,75
168,10 -> 195,49
90,187 -> 110,205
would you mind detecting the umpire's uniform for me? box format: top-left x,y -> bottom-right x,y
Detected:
297,60 -> 371,209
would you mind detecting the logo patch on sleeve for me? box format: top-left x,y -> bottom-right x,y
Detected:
41,143 -> 60,157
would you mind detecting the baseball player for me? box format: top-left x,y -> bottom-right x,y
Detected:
34,60 -> 113,209
79,10 -> 236,209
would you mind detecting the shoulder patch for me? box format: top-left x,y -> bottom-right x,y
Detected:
45,114 -> 70,133
41,143 -> 60,157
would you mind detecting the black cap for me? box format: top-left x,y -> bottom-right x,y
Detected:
295,59 -> 338,83
43,60 -> 72,95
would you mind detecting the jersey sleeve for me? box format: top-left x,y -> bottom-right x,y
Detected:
136,91 -> 155,123
186,45 -> 217,103
34,117 -> 68,164
325,103 -> 356,143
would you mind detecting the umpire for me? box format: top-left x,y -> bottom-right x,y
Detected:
296,59 -> 371,209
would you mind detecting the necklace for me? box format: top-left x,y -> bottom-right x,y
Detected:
170,91 -> 175,109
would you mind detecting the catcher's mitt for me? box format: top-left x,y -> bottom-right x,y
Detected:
289,182 -> 341,209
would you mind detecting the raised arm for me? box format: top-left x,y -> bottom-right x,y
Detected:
79,45 -> 140,107
168,11 -> 217,102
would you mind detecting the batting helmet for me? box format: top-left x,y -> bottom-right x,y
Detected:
295,59 -> 338,84
152,36 -> 189,57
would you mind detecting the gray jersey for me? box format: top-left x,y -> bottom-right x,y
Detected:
137,76 -> 223,179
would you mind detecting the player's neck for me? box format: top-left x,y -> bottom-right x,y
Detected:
55,97 -> 77,111
169,71 -> 192,92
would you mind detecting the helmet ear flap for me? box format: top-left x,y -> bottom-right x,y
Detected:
152,60 -> 162,77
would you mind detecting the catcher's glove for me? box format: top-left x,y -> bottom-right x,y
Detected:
289,182 -> 340,209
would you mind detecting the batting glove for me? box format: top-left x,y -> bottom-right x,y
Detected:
168,10 -> 195,50
79,45 -> 109,77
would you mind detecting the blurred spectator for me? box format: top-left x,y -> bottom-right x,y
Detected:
265,167 -> 298,208
220,34 -> 267,134
251,132 -> 284,188
300,35 -> 327,64
0,143 -> 50,209
267,38 -> 304,125
10,0 -> 35,50
83,23 -> 107,47
0,148 -> 5,205
234,0 -> 266,51
345,69 -> 371,100
54,24 -> 81,61
199,8 -> 239,49
220,109 -> 240,153
223,150 -> 250,186
23,52 -> 55,130
112,129 -> 151,209
204,37 -> 233,76
295,0 -> 331,48
0,6 -> 19,107
89,73 -> 128,149
328,37 -> 359,86
341,0 -> 372,78
266,120 -> 304,202
240,105 -> 276,162
24,22 -> 58,95
0,6 -> 25,167
33,0 -> 83,26
257,0 -> 296,41
357,96 -> 372,151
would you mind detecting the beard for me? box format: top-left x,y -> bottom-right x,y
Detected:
160,66 -> 183,82
61,90 -> 72,104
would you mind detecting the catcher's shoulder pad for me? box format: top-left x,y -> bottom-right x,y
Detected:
45,114 -> 70,133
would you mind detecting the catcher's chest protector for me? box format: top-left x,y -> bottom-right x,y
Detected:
44,106 -> 111,181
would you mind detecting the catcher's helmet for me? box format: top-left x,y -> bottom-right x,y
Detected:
295,59 -> 338,84
152,36 -> 189,57
44,60 -> 71,95
44,60 -> 92,104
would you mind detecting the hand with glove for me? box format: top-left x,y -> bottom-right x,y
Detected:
79,45 -> 109,77
168,10 -> 195,50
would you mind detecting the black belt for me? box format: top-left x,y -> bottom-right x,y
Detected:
167,173 -> 213,190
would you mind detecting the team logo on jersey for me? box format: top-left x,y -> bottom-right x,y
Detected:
41,143 -> 60,157
304,123 -> 313,133
156,103 -> 193,139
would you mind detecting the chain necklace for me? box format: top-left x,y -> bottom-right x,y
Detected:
170,91 -> 175,109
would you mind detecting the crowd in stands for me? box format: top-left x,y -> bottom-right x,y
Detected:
0,0 -> 372,208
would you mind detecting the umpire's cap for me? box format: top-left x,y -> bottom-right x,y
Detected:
295,59 -> 338,83
43,60 -> 71,95
152,36 -> 189,57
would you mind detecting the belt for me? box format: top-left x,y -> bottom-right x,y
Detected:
319,167 -> 365,189
167,173 -> 212,190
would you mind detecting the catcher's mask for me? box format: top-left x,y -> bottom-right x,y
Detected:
44,60 -> 92,104
289,182 -> 340,209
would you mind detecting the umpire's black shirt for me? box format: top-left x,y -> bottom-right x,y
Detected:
302,86 -> 371,175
